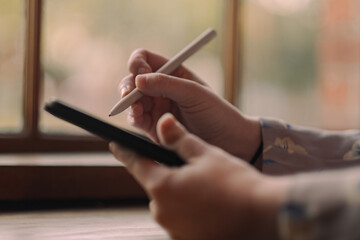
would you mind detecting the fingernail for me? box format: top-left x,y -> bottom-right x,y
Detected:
161,114 -> 184,145
138,67 -> 149,74
109,142 -> 116,153
135,75 -> 146,89
109,142 -> 132,166
121,85 -> 131,97
130,103 -> 139,113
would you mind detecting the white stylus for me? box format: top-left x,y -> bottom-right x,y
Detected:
109,28 -> 217,117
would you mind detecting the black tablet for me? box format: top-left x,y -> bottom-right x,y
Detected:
44,99 -> 185,167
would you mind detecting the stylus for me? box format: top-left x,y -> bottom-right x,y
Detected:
109,28 -> 217,117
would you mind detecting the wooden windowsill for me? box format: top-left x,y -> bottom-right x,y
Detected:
0,153 -> 147,201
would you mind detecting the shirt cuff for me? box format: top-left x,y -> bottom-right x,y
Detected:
259,118 -> 360,175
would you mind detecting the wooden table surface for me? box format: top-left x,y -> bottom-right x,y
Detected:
0,206 -> 169,240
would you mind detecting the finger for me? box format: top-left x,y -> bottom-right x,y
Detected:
156,113 -> 207,163
138,95 -> 154,113
136,73 -> 210,108
127,104 -> 145,128
118,74 -> 136,98
129,101 -> 144,119
128,49 -> 169,75
127,113 -> 155,140
127,100 -> 153,133
128,49 -> 208,88
109,142 -> 172,195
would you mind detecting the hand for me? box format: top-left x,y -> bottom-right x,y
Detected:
109,113 -> 289,240
119,49 -> 261,162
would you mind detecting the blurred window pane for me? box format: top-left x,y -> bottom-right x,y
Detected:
40,0 -> 223,134
240,0 -> 360,129
0,0 -> 25,133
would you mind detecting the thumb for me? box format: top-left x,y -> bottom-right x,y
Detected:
135,73 -> 209,107
157,113 -> 207,163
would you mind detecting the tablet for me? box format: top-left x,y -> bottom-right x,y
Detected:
44,99 -> 185,167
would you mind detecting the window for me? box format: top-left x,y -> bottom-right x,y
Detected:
0,0 -> 24,133
3,0 -> 358,202
240,0 -> 360,130
0,0 -> 236,152
0,0 -> 239,201
40,0 -> 225,134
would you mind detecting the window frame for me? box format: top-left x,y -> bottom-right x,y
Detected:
0,0 -> 240,201
0,0 -> 109,153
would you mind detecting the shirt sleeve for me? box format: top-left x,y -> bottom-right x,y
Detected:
278,167 -> 360,240
260,118 -> 360,175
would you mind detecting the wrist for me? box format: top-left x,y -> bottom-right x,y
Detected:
226,113 -> 262,162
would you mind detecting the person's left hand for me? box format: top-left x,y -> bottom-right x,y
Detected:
109,113 -> 288,240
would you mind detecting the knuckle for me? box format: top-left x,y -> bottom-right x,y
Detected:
118,74 -> 134,89
152,73 -> 164,82
152,73 -> 173,98
128,48 -> 148,72
154,73 -> 171,82
122,151 -> 140,170
187,80 -> 206,95
153,209 -> 168,226
147,172 -> 172,198
133,48 -> 147,55
180,142 -> 202,158
148,180 -> 167,197
129,48 -> 146,61
178,135 -> 204,158
149,200 -> 175,228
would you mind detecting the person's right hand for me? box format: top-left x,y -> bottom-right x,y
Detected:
109,113 -> 288,240
119,49 -> 261,162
